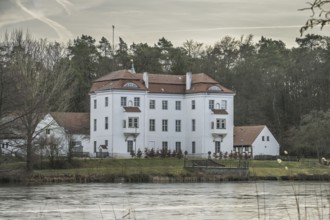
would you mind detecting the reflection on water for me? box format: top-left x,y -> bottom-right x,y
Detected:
0,181 -> 329,219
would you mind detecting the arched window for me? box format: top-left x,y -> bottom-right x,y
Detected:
123,82 -> 138,88
208,86 -> 221,91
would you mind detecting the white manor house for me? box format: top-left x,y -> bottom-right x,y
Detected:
89,69 -> 235,158
0,69 -> 279,158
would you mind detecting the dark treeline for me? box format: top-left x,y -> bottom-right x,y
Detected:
1,30 -> 330,161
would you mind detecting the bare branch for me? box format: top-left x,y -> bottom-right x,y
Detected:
300,0 -> 330,34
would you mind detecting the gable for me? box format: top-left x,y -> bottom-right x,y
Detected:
234,125 -> 265,146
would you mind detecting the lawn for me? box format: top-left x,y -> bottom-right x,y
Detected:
33,158 -> 189,177
249,159 -> 330,177
1,157 -> 330,180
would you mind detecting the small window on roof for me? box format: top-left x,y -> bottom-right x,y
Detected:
123,82 -> 138,88
208,86 -> 221,91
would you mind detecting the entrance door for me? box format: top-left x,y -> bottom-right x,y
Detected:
127,140 -> 133,153
215,141 -> 221,153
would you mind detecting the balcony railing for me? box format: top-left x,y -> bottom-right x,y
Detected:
96,152 -> 109,158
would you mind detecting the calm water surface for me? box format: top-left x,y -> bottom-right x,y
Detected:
0,181 -> 329,219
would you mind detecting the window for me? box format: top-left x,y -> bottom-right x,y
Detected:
121,97 -> 127,106
127,140 -> 133,153
72,141 -> 81,146
94,99 -> 97,109
262,136 -> 265,141
209,100 -> 214,109
162,141 -> 168,151
149,100 -> 155,109
105,97 -> 108,107
128,117 -> 139,128
134,97 -> 140,107
94,119 -> 97,131
192,119 -> 196,131
192,100 -> 196,109
175,120 -> 181,132
216,119 -> 226,129
192,141 -> 196,154
94,141 -> 97,153
267,136 -> 270,141
46,129 -> 50,134
162,119 -> 168,131
105,140 -> 108,146
175,101 -> 181,110
105,117 -> 108,130
208,86 -> 221,91
123,120 -> 126,128
123,82 -> 138,88
221,100 -> 227,110
175,142 -> 181,152
215,141 -> 221,153
149,119 -> 155,131
162,100 -> 168,110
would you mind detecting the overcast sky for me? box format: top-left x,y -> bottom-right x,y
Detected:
1,0 -> 329,48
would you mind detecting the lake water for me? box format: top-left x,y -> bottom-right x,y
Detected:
0,181 -> 329,219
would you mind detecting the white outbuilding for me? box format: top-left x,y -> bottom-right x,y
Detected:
233,125 -> 280,158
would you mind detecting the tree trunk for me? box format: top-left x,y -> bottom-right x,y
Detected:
26,135 -> 33,172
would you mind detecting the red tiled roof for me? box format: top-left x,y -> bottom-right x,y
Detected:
234,125 -> 266,146
191,73 -> 218,84
95,69 -> 138,82
90,69 -> 234,94
90,79 -> 146,92
99,145 -> 108,149
123,107 -> 141,112
50,112 -> 90,135
138,73 -> 186,85
212,109 -> 228,115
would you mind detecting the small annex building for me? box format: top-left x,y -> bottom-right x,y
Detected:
35,112 -> 90,157
0,113 -> 26,156
233,125 -> 279,158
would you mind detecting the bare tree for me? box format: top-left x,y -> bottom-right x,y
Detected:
34,133 -> 63,168
182,40 -> 204,59
300,0 -> 330,34
2,30 -> 70,172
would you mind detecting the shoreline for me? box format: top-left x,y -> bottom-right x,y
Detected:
1,172 -> 330,185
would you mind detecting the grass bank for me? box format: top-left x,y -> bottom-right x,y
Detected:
1,158 -> 330,184
249,159 -> 330,177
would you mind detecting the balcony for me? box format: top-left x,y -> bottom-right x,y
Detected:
123,127 -> 140,140
211,128 -> 227,140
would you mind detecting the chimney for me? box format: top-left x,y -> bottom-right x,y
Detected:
143,72 -> 149,88
186,72 -> 192,90
130,59 -> 136,74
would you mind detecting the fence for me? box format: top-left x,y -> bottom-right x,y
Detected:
96,152 -> 109,158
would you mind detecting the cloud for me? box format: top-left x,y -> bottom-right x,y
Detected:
15,0 -> 73,41
131,25 -> 303,34
55,0 -> 73,15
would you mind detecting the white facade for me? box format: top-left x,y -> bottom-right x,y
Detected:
0,138 -> 25,157
35,113 -> 90,156
234,125 -> 280,157
89,70 -> 235,158
252,127 -> 280,156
